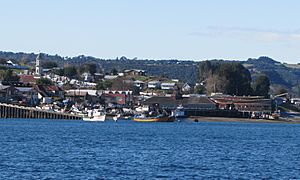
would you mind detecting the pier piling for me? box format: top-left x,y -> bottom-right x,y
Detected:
0,103 -> 82,120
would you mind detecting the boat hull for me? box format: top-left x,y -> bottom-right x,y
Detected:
83,115 -> 106,122
133,116 -> 175,122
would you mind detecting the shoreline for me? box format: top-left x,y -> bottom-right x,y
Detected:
188,116 -> 300,124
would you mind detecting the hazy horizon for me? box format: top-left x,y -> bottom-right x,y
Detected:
1,0 -> 300,63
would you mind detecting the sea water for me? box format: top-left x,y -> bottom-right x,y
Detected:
0,119 -> 299,179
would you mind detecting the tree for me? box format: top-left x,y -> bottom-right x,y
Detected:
2,69 -> 20,83
253,75 -> 270,98
96,80 -> 112,90
42,61 -> 58,69
110,68 -> 118,75
85,63 -> 97,75
64,66 -> 78,78
194,84 -> 206,94
0,58 -> 7,64
36,78 -> 53,85
199,62 -> 252,95
53,68 -> 64,76
205,74 -> 229,94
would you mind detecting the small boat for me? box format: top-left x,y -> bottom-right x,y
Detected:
133,115 -> 175,122
83,109 -> 106,122
171,104 -> 186,118
133,114 -> 175,122
112,114 -> 121,122
133,103 -> 175,122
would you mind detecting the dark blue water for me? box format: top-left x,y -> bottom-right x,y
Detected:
0,119 -> 300,179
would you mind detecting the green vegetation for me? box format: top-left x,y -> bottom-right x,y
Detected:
64,66 -> 78,78
194,84 -> 205,94
199,61 -> 252,96
134,76 -> 150,82
2,51 -> 300,96
96,80 -> 113,90
42,61 -> 58,69
253,75 -> 270,98
79,63 -> 98,75
0,69 -> 20,83
110,68 -> 118,75
36,78 -> 53,85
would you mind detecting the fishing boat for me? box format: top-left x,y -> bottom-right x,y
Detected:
83,109 -> 106,122
133,114 -> 175,122
133,105 -> 175,122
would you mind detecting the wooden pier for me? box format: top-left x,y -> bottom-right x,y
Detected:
0,103 -> 82,120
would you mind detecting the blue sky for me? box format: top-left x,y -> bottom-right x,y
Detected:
0,0 -> 300,63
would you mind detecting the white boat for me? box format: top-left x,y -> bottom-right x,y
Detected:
83,109 -> 106,122
112,114 -> 121,122
171,104 -> 186,118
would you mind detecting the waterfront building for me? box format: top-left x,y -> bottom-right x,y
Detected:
124,69 -> 146,76
143,95 -> 217,111
211,96 -> 272,114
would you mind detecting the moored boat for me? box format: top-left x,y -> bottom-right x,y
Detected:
133,115 -> 175,122
171,104 -> 186,118
133,103 -> 175,122
83,109 -> 106,122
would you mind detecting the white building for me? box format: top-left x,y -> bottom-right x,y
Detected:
35,53 -> 43,76
161,82 -> 176,90
148,81 -> 161,89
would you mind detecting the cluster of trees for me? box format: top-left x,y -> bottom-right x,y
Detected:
36,78 -> 53,85
198,61 -> 270,97
52,63 -> 98,79
0,69 -> 20,83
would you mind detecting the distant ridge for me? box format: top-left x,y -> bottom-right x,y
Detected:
0,51 -> 300,95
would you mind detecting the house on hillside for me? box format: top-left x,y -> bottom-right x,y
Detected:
104,90 -> 133,106
133,80 -> 145,90
148,81 -> 161,89
124,69 -> 146,76
19,75 -> 37,85
82,72 -> 93,82
0,84 -> 19,103
181,83 -> 192,93
0,59 -> 28,70
34,85 -> 64,104
161,82 -> 176,90
65,89 -> 103,104
104,75 -> 118,80
15,86 -> 38,106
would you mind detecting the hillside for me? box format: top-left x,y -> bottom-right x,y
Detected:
242,56 -> 300,95
0,51 -> 198,84
0,51 -> 299,95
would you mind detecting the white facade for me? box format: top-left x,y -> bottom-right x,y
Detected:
148,81 -> 161,89
35,53 -> 43,75
161,82 -> 176,90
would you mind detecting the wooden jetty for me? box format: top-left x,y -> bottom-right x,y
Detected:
0,103 -> 82,120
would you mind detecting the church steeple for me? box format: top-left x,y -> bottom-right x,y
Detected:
35,53 -> 43,76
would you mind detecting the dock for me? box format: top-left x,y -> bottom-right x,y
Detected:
0,103 -> 82,120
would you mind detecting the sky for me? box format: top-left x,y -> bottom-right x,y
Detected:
0,0 -> 300,63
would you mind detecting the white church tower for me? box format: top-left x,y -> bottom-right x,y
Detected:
35,53 -> 43,76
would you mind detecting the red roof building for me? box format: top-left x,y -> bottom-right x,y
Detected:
19,75 -> 36,84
